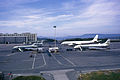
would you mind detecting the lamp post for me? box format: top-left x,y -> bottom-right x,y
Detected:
53,26 -> 56,47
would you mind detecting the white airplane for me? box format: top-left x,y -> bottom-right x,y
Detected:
49,47 -> 59,53
74,39 -> 110,51
12,42 -> 44,53
61,35 -> 98,46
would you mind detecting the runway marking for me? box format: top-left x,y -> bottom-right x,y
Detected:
23,58 -> 41,62
60,54 -> 76,67
6,53 -> 17,56
32,54 -> 36,69
42,53 -> 47,66
34,53 -> 47,69
82,68 -> 120,73
51,53 -> 63,65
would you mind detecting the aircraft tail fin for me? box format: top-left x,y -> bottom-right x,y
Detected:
92,35 -> 98,42
105,39 -> 110,45
41,40 -> 44,44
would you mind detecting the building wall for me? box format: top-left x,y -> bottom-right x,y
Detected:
0,36 -> 27,44
21,33 -> 37,42
0,33 -> 37,44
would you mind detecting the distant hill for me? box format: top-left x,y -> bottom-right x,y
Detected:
56,34 -> 120,40
37,36 -> 56,42
37,34 -> 120,40
80,34 -> 120,39
37,37 -> 48,40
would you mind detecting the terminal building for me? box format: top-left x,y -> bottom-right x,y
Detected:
0,33 -> 37,44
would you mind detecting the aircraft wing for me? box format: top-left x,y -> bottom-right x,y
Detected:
18,48 -> 23,52
74,45 -> 83,51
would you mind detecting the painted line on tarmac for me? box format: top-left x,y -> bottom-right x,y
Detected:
51,53 -> 63,65
60,54 -> 76,67
6,68 -> 33,71
34,53 -> 47,69
23,54 -> 47,69
82,67 -> 120,73
23,58 -> 42,62
42,53 -> 47,66
32,54 -> 36,69
6,53 -> 17,56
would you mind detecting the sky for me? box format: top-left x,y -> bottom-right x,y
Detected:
0,0 -> 120,37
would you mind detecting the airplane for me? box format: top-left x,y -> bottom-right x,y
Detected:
74,39 -> 110,51
12,42 -> 44,53
49,47 -> 59,53
35,40 -> 44,47
61,35 -> 98,46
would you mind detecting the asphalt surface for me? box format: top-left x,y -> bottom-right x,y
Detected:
0,42 -> 120,80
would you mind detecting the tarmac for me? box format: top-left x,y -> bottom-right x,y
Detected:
0,42 -> 120,80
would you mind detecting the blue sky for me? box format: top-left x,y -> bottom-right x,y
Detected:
0,0 -> 120,37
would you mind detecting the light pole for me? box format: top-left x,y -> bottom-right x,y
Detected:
53,26 -> 56,47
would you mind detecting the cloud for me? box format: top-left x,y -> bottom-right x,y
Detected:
0,0 -> 40,8
59,0 -> 120,30
0,0 -> 120,36
81,1 -> 117,17
0,8 -> 74,30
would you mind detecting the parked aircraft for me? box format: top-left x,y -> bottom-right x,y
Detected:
12,42 -> 44,53
61,35 -> 98,46
74,39 -> 110,51
49,47 -> 59,53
